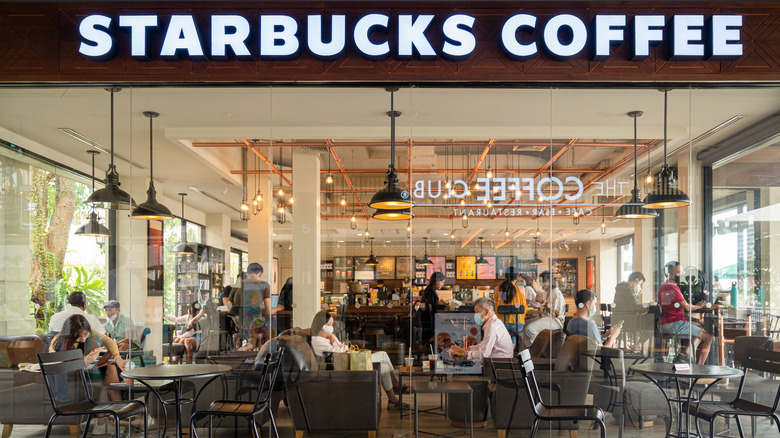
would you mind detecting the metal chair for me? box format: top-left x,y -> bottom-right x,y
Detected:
37,349 -> 148,438
518,348 -> 607,438
190,348 -> 285,438
685,348 -> 780,438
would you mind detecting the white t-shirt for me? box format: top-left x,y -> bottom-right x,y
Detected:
48,306 -> 106,334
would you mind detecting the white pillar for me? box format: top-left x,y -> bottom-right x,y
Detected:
206,213 -> 232,279
248,176 -> 274,284
292,149 -> 321,329
634,220 -> 656,297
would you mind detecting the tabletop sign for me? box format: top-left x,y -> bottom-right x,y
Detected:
673,363 -> 691,371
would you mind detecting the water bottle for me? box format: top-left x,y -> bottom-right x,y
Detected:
730,282 -> 738,310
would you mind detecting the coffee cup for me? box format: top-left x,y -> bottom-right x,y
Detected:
404,356 -> 414,370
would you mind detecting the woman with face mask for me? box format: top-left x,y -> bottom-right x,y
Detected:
566,289 -> 622,348
309,310 -> 410,410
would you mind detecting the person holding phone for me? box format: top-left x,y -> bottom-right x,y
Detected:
566,289 -> 622,348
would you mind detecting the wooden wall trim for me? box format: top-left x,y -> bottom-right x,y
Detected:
1,1 -> 780,83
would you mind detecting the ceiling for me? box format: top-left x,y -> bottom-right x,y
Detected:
1,85 -> 778,245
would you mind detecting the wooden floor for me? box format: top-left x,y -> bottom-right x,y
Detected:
4,390 -> 779,437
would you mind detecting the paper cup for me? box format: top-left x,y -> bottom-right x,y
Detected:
404,357 -> 414,369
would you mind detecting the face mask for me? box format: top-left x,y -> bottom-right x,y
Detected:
632,284 -> 642,297
674,275 -> 681,284
474,312 -> 484,326
322,325 -> 334,334
589,306 -> 597,317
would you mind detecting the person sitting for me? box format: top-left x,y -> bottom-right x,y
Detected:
48,291 -> 106,335
658,261 -> 713,364
523,271 -> 567,345
49,314 -> 127,435
450,297 -> 514,360
163,302 -> 205,363
567,289 -> 622,348
309,310 -> 409,410
102,300 -> 136,351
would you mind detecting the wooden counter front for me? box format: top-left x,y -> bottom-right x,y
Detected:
347,306 -> 411,315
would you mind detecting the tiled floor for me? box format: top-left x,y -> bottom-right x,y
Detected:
4,387 -> 779,437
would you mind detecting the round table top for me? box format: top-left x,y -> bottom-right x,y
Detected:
629,362 -> 743,379
122,364 -> 232,380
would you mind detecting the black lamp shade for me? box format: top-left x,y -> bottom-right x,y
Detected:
529,252 -> 544,266
172,241 -> 196,255
365,253 -> 379,266
418,256 -> 434,266
75,211 -> 111,237
643,165 -> 691,209
615,189 -> 659,219
475,256 -> 489,265
87,166 -> 136,210
372,208 -> 413,220
369,180 -> 415,210
132,183 -> 173,220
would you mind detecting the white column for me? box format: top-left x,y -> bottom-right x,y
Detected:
634,220 -> 656,298
292,149 -> 321,329
248,176 -> 274,283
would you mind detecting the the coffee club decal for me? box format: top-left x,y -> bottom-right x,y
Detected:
414,176 -> 631,217
78,12 -> 743,62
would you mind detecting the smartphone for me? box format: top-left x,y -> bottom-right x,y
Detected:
615,320 -> 624,327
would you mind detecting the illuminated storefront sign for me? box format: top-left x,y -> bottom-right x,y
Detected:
78,12 -> 743,62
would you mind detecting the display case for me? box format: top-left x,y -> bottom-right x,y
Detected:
552,258 -> 578,297
175,244 -> 225,316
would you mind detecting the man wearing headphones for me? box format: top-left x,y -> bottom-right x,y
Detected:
658,261 -> 713,364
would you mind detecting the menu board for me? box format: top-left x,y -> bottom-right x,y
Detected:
333,256 -> 354,281
516,259 -> 539,277
395,256 -> 415,280
375,256 -> 396,280
476,257 -> 497,279
495,256 -> 515,278
445,260 -> 456,284
456,256 -> 476,279
425,256 -> 447,279
354,257 -> 376,279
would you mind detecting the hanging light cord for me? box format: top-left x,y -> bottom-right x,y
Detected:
663,89 -> 668,167
633,114 -> 639,191
148,114 -> 154,183
109,89 -> 115,169
389,90 -> 397,171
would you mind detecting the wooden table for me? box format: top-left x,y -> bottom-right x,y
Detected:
414,381 -> 473,438
122,364 -> 231,438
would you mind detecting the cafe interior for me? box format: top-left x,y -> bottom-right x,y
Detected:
1,85 -> 780,437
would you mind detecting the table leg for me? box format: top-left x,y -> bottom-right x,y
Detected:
414,392 -> 419,438
399,371 -> 404,419
639,372 -> 675,438
469,391 -> 474,438
175,379 -> 183,438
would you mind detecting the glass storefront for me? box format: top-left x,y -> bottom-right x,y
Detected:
0,84 -> 779,437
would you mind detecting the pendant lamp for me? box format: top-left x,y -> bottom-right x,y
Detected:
475,237 -> 489,265
369,88 -> 415,218
171,193 -> 196,254
75,150 -> 111,237
529,237 -> 544,266
643,89 -> 691,209
365,237 -> 379,266
372,208 -> 413,220
87,88 -> 136,210
132,111 -> 173,220
615,111 -> 659,220
418,237 -> 433,266
324,153 -> 334,199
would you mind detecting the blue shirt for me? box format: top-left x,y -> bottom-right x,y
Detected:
566,317 -> 602,345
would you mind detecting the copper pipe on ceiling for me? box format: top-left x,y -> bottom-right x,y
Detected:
229,168 -> 607,175
533,138 -> 577,179
194,140 -> 640,148
467,139 -> 494,185
244,140 -> 293,187
328,144 -> 368,219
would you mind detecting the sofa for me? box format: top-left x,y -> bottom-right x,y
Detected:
0,334 -> 82,438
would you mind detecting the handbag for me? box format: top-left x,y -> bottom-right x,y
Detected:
348,344 -> 373,371
333,352 -> 350,370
